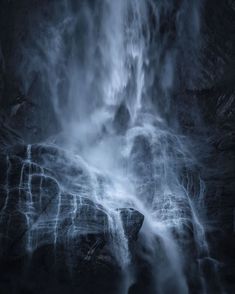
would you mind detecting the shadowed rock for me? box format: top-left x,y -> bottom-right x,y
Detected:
113,103 -> 130,134
0,143 -> 145,293
118,208 -> 144,241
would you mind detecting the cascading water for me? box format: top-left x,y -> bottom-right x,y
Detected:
1,0 -> 225,293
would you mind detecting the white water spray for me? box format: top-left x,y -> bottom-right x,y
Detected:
9,0 -> 225,293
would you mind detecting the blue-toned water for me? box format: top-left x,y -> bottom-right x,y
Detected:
6,0 -> 224,293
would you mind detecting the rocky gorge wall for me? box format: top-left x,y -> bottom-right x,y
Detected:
0,0 -> 234,293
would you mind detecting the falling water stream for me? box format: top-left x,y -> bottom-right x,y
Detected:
5,0 -> 225,293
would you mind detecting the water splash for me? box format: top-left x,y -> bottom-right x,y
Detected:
7,0 -> 224,293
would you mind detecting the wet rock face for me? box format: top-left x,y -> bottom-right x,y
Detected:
0,0 -> 234,293
0,143 -> 144,293
190,2 -> 235,291
130,135 -> 155,205
198,88 -> 235,292
0,0 -> 61,143
167,1 -> 235,291
118,208 -> 144,241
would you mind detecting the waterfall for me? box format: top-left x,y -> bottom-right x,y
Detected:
5,0 -> 224,293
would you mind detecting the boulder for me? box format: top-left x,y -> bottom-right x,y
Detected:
0,144 -> 144,260
118,208 -> 144,241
